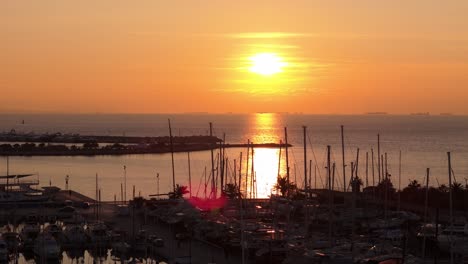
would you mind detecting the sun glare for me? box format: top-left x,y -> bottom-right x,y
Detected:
249,53 -> 286,76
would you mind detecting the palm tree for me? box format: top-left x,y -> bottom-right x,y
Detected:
224,183 -> 242,199
402,179 -> 422,203
169,184 -> 189,199
275,176 -> 296,197
438,184 -> 449,193
351,177 -> 363,193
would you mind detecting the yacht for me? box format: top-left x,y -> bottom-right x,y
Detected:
33,234 -> 61,259
20,217 -> 41,250
0,174 -> 51,204
86,222 -> 111,247
437,223 -> 468,253
63,224 -> 87,247
110,233 -> 131,256
44,223 -> 62,237
2,231 -> 22,253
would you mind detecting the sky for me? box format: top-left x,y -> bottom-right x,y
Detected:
2,1 -> 468,114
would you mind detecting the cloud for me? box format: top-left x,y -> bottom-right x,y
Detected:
226,32 -> 315,39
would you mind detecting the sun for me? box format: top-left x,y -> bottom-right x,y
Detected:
248,53 -> 287,76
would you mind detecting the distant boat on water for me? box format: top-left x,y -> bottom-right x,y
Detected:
410,112 -> 430,116
365,112 -> 388,115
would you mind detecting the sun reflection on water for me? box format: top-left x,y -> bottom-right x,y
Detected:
243,113 -> 286,198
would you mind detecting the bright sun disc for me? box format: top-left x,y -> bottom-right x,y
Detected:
249,53 -> 286,76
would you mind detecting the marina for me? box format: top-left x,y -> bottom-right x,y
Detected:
1,115 -> 468,263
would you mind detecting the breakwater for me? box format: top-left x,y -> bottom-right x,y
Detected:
0,132 -> 291,156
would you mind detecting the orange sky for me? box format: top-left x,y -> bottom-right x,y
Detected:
2,1 -> 468,114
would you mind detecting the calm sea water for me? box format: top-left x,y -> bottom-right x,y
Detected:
1,114 -> 468,200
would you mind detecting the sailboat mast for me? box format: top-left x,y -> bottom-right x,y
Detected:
303,126 -> 307,190
284,127 -> 290,184
168,119 -> 176,192
327,145 -> 332,246
365,152 -> 369,188
238,152 -> 243,194
448,152 -> 454,264
188,152 -> 192,198
95,173 -> 98,221
6,156 -> 9,192
422,168 -> 430,258
250,147 -> 255,199
124,165 -> 127,204
219,135 -> 225,194
341,125 -> 346,192
277,141 -> 282,177
355,148 -> 360,180
245,140 -> 250,198
371,148 -> 375,187
209,122 -> 216,198
233,159 -> 237,188
377,134 -> 381,184
398,150 -> 402,212
309,160 -> 313,190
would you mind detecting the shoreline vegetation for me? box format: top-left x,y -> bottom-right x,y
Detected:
0,131 -> 291,156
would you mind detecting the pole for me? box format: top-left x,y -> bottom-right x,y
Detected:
355,148 -> 360,181
285,127 -> 290,184
210,122 -> 216,199
327,145 -> 332,246
220,134 -> 225,193
168,119 -> 176,192
341,125 -> 346,192
188,152 -> 192,198
251,147 -> 255,199
371,149 -> 375,187
239,152 -> 243,194
124,165 -> 127,204
365,152 -> 369,188
447,152 -> 453,264
377,134 -> 381,184
156,172 -> 159,198
303,126 -> 307,190
309,160 -> 313,190
398,150 -> 402,212
278,142 -> 282,177
422,168 -> 430,259
121,183 -> 123,204
233,159 -> 237,188
6,156 -> 9,192
332,163 -> 336,191
245,140 -> 250,198
95,173 -> 98,221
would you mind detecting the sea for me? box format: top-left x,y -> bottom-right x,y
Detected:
1,113 -> 468,201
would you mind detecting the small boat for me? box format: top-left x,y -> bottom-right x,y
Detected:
437,223 -> 468,253
111,233 -> 130,256
133,229 -> 149,252
44,223 -> 63,240
33,234 -> 61,259
86,222 -> 111,247
63,224 -> 87,247
2,231 -> 22,253
0,174 -> 51,205
20,217 -> 41,250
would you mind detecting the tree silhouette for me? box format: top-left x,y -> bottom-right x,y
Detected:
169,184 -> 189,199
275,177 -> 296,197
224,183 -> 242,199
